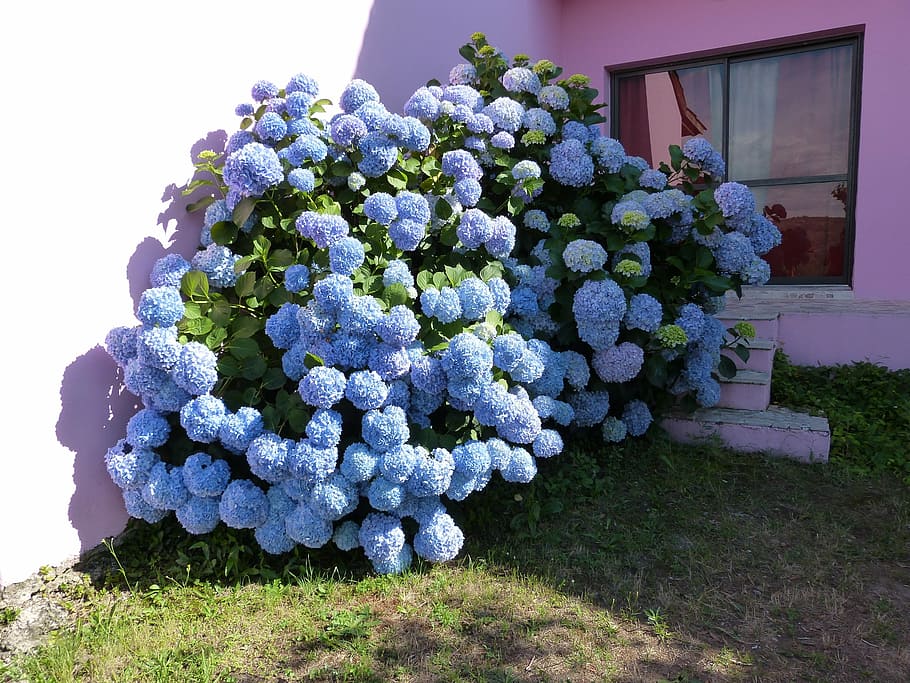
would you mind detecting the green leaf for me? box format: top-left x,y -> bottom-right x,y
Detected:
261,367 -> 287,391
386,168 -> 409,190
211,220 -> 239,246
669,144 -> 683,172
186,196 -> 216,213
231,316 -> 262,339
232,198 -> 256,227
217,356 -> 242,377
458,44 -> 476,60
229,337 -> 260,360
240,356 -> 268,381
734,345 -> 751,363
234,255 -> 255,273
479,262 -> 504,281
268,249 -> 295,269
434,197 -> 453,220
416,270 -> 433,291
209,299 -> 232,327
181,270 -> 209,300
234,272 -> 256,298
268,288 -> 290,307
440,223 -> 459,247
181,316 -> 213,336
287,408 -> 310,433
695,247 -> 714,270
507,196 -> 525,216
205,326 -> 228,350
432,272 -> 449,290
383,282 -> 409,308
304,353 -> 324,369
718,355 -> 737,380
182,301 -> 202,320
645,355 -> 669,388
253,277 -> 276,301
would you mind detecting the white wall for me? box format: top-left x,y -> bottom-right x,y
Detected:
0,1 -> 555,586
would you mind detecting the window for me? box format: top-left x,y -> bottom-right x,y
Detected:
612,35 -> 861,283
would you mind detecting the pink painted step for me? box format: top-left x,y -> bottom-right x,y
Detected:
718,369 -> 771,411
661,405 -> 830,463
722,338 -> 777,374
717,310 -> 780,340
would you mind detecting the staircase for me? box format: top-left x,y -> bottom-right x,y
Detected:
661,308 -> 831,463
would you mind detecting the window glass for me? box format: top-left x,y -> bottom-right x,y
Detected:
728,45 -> 853,180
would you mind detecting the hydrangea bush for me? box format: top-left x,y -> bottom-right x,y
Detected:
103,34 -> 778,572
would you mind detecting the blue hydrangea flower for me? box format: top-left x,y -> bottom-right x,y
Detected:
375,306 -> 419,346
150,254 -> 191,289
298,366 -> 347,408
251,79 -> 278,102
359,512 -> 406,570
388,218 -> 425,251
191,244 -> 243,289
343,370 -> 388,411
136,326 -> 180,370
456,278 -> 493,320
340,442 -> 380,482
500,447 -> 537,483
502,67 -> 541,94
496,393 -> 542,445
402,116 -> 430,151
357,132 -> 399,177
382,260 -> 414,289
413,512 -> 464,563
286,72 -> 319,96
625,293 -> 663,332
562,121 -> 592,142
714,231 -> 755,275
254,487 -> 297,555
340,78 -> 379,113
328,237 -> 366,276
223,142 -> 283,197
124,360 -> 167,397
562,239 -> 608,273
622,399 -> 652,436
613,242 -> 652,277
573,278 -> 627,327
235,102 -> 254,117
483,97 -> 525,132
639,169 -> 668,190
284,90 -> 314,118
610,200 -> 649,232
123,489 -> 167,523
538,85 -> 569,110
744,214 -> 782,256
126,408 -> 170,449
549,138 -> 594,187
105,440 -> 158,490
172,341 -> 217,395
182,453 -> 231,498
254,111 -> 287,144
362,405 -> 409,453
570,391 -> 611,427
453,178 -> 482,207
287,168 -> 315,193
333,520 -> 361,551
533,429 -> 563,459
285,501 -> 333,547
142,462 -> 189,511
245,432 -> 290,483
602,417 -> 628,442
180,394 -> 227,443
490,131 -> 515,149
457,208 -> 493,249
395,191 -> 430,224
675,303 -> 706,343
105,326 -> 139,368
176,496 -> 220,535
218,479 -> 269,529
368,342 -> 410,380
714,182 -> 756,222
310,473 -> 358,521
592,343 -> 645,383
404,87 -> 440,120
329,114 -> 368,147
296,212 -> 349,249
406,448 -> 455,498
682,137 -> 726,177
442,84 -> 483,111
512,160 -> 542,180
643,189 -> 691,220
741,256 -> 771,285
136,286 -> 184,328
363,192 -> 398,225
284,264 -> 310,293
486,277 -> 511,315
590,137 -> 626,173
355,100 -> 391,131
522,108 -> 556,135
441,150 -> 483,181
286,439 -> 338,482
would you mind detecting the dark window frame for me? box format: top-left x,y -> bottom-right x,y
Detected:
609,31 -> 864,286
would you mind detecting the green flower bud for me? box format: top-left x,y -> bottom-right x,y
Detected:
656,324 -> 688,349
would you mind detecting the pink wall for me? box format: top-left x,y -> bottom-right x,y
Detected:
557,0 -> 910,301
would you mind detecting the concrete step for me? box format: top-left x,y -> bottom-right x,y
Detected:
661,405 -> 830,463
718,369 -> 771,411
722,338 -> 777,374
717,309 -> 779,340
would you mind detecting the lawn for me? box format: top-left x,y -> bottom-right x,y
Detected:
3,358 -> 908,682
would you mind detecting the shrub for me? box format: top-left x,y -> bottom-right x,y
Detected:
102,34 -> 776,572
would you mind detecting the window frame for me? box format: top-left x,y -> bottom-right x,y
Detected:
609,31 -> 864,285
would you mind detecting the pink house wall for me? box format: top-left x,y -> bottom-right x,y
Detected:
556,0 -> 910,301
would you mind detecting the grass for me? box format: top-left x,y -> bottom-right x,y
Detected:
3,358 -> 909,682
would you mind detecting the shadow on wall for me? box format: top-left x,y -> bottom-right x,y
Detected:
354,1 -> 512,112
57,130 -> 227,551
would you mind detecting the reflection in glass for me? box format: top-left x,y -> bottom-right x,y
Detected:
617,64 -> 723,168
729,45 -> 853,180
757,182 -> 848,278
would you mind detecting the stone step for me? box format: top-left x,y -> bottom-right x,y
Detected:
722,338 -> 777,374
661,405 -> 830,463
718,369 -> 771,411
717,309 -> 779,340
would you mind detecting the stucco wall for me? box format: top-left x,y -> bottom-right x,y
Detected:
557,0 -> 910,301
0,1 -> 556,587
